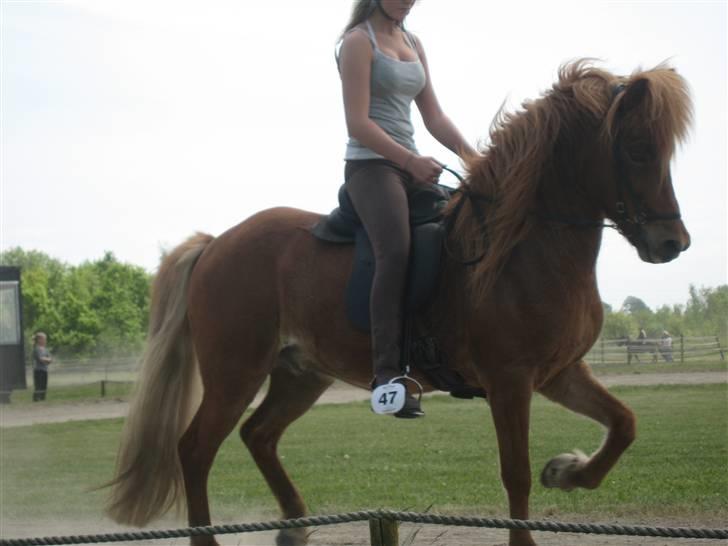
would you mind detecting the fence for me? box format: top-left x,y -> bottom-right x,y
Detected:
18,334 -> 726,396
586,335 -> 725,365
23,355 -> 138,397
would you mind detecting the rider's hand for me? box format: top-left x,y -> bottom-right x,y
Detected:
405,154 -> 443,185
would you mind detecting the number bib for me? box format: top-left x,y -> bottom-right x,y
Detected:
370,382 -> 406,415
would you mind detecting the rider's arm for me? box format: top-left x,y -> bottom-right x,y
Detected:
412,36 -> 478,160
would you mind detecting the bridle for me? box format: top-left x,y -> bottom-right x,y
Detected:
442,83 -> 682,265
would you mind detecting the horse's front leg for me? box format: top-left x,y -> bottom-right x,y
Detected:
488,375 -> 537,546
538,360 -> 635,490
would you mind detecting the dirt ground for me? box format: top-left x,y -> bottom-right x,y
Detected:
1,371 -> 725,545
2,515 -> 725,546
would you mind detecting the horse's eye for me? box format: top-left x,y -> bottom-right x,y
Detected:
625,144 -> 654,164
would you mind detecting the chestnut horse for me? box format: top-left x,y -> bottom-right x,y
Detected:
106,61 -> 692,546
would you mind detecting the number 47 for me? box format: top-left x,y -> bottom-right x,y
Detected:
378,391 -> 397,405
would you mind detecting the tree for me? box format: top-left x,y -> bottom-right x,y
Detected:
621,296 -> 650,315
602,310 -> 636,339
0,248 -> 151,358
685,284 -> 728,343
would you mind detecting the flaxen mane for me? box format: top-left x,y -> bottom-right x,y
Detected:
450,59 -> 692,300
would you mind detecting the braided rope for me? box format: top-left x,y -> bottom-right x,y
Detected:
1,510 -> 726,545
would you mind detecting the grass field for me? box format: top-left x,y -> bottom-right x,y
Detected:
1,383 -> 726,528
6,380 -> 134,406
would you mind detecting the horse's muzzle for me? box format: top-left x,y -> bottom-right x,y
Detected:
638,221 -> 691,263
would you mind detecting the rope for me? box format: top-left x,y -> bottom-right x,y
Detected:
1,510 -> 726,545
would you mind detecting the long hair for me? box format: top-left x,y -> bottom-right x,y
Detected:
339,0 -> 377,41
339,0 -> 417,40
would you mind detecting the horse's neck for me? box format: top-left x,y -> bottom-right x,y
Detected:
525,221 -> 604,282
530,144 -> 607,266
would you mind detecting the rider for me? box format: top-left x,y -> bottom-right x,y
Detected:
338,0 -> 476,417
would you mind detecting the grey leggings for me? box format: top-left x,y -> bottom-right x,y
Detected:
345,160 -> 414,381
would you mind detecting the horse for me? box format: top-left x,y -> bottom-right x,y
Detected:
104,61 -> 693,546
618,336 -> 660,364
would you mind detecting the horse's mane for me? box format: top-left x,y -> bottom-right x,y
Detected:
449,59 -> 693,300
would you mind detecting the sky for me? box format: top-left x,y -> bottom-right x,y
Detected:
1,0 -> 726,311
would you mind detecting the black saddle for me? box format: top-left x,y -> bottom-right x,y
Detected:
311,182 -> 450,330
311,181 -> 486,400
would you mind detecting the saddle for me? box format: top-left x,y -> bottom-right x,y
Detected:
311,182 -> 486,400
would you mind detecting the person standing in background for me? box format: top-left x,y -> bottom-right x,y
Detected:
32,332 -> 52,401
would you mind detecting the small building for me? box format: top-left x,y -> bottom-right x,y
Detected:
0,266 -> 27,402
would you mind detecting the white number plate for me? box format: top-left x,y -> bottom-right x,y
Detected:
370,382 -> 406,415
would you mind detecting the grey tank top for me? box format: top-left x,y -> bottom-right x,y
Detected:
344,21 -> 426,160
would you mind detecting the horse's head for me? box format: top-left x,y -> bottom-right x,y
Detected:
602,67 -> 693,263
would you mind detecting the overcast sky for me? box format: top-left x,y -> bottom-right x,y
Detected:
1,0 -> 726,310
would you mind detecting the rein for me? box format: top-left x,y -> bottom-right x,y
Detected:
440,166 -> 493,266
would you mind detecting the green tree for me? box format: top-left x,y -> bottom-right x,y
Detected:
685,285 -> 728,343
87,252 -> 150,355
621,295 -> 655,337
601,310 -> 636,339
622,295 -> 650,314
0,248 -> 151,358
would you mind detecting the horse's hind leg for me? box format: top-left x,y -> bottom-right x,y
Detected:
179,361 -> 271,546
539,360 -> 636,491
240,346 -> 334,546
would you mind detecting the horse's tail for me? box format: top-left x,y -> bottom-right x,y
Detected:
104,232 -> 214,527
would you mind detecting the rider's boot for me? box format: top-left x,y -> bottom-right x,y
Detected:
371,333 -> 424,419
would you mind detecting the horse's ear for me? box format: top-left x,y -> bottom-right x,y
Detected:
619,78 -> 650,114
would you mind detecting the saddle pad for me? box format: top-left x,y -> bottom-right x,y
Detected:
346,222 -> 445,331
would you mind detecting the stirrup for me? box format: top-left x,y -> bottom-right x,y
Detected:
370,375 -> 423,415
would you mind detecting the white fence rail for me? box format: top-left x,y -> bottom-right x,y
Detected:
586,335 -> 725,365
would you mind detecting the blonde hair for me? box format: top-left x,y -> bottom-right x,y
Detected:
339,0 -> 378,41
339,0 -> 418,40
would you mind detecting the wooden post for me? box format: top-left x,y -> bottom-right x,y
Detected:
101,380 -> 106,397
369,517 -> 399,546
680,334 -> 684,364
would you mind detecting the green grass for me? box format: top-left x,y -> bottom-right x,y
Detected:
1,384 -> 726,526
7,381 -> 134,406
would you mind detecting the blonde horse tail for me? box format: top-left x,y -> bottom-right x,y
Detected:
104,232 -> 214,527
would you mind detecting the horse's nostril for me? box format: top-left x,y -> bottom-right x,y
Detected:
661,239 -> 682,259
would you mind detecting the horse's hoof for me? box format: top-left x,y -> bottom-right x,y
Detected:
276,528 -> 308,546
540,449 -> 588,491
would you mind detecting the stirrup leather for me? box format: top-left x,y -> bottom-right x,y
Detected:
370,375 -> 423,415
